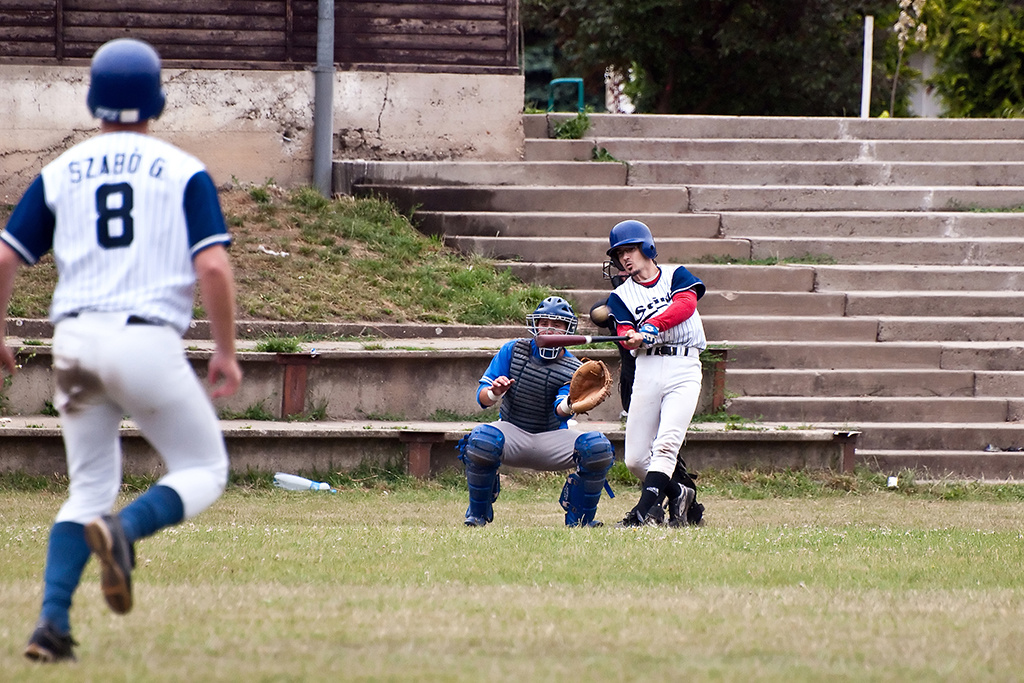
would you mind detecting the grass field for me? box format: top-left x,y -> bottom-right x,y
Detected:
5,472 -> 1024,681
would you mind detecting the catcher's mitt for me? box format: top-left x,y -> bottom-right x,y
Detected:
568,359 -> 613,414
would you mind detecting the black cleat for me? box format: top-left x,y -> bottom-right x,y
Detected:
24,621 -> 77,663
667,485 -> 697,528
84,515 -> 136,615
464,515 -> 489,527
615,509 -> 654,528
647,503 -> 666,526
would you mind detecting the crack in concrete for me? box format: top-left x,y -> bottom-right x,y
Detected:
376,75 -> 390,135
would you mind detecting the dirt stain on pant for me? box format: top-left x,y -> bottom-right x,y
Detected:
55,360 -> 103,414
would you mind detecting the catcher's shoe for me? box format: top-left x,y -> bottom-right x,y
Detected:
615,508 -> 655,528
84,515 -> 135,615
24,621 -> 77,663
667,485 -> 696,528
464,515 -> 489,527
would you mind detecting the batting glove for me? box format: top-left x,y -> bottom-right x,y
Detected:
639,323 -> 659,347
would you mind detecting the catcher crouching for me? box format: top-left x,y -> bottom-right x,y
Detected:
458,297 -> 615,527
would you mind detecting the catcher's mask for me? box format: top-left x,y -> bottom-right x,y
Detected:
88,38 -> 166,123
602,260 -> 628,288
607,220 -> 657,271
527,296 -> 578,360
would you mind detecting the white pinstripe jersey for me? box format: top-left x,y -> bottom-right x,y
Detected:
1,132 -> 230,335
609,264 -> 707,349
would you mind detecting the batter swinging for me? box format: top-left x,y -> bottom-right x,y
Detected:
603,220 -> 706,527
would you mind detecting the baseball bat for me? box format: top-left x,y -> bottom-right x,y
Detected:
536,334 -> 629,348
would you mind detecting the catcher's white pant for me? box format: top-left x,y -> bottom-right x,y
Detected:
52,312 -> 228,524
489,421 -> 581,471
623,353 -> 702,480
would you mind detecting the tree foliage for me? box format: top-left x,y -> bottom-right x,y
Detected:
523,0 -> 912,116
923,0 -> 1024,117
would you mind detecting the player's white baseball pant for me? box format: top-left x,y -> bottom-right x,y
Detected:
52,312 -> 228,524
489,421 -> 581,471
623,353 -> 702,480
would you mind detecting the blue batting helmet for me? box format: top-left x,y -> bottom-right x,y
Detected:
87,39 -> 166,123
607,220 -> 657,270
527,296 -> 578,359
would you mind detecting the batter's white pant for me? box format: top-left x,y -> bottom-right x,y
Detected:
52,312 -> 228,524
623,353 -> 702,480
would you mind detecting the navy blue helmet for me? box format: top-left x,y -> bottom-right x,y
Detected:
87,38 -> 166,123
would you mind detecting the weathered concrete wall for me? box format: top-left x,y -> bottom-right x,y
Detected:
0,66 -> 525,203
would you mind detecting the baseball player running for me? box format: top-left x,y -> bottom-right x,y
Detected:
1,38 -> 242,663
603,220 -> 705,527
459,296 -> 616,527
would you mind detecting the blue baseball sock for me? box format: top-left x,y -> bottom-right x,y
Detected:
119,485 -> 185,543
39,522 -> 91,634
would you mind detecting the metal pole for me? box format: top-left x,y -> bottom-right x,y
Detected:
860,15 -> 874,119
312,0 -> 335,196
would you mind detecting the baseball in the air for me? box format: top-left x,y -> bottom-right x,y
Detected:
590,305 -> 612,325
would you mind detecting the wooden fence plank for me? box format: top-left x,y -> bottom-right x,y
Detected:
2,0 -> 519,71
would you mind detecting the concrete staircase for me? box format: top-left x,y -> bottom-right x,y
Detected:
339,113 -> 1024,479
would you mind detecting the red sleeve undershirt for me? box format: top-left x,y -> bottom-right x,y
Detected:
615,290 -> 698,335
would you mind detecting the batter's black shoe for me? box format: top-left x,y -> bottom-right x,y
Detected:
24,621 -> 77,663
667,485 -> 696,528
464,515 -> 489,527
647,503 -> 665,525
84,515 -> 135,615
615,509 -> 654,528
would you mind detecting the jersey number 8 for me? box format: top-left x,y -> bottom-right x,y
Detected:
96,182 -> 134,249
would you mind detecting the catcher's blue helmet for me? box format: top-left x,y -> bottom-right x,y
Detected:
607,220 -> 657,270
527,296 -> 578,359
87,39 -> 166,123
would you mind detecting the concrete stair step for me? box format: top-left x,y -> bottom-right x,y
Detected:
415,211 -> 720,238
354,184 -> 690,213
0,417 -> 853,478
528,138 -> 1024,163
720,211 -> 1024,238
749,236 -> 1024,265
560,290 -> 846,317
729,396 -> 1009,423
725,368 -> 975,398
705,315 -> 877,342
502,262 -> 816,291
814,264 -> 1024,292
529,113 -> 1024,141
876,317 -> 1024,343
689,185 -> 1024,212
846,292 -> 1024,317
856,449 -> 1024,479
628,160 -> 1024,187
334,160 -> 626,194
727,340 -> 1024,371
975,372 -> 1024,397
848,422 -> 1024,452
449,236 -> 750,262
725,341 -> 942,370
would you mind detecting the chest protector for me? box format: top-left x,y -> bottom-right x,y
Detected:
500,339 -> 581,433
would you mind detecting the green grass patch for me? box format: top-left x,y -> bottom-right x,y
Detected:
5,476 -> 1024,679
253,336 -> 303,353
7,186 -> 548,325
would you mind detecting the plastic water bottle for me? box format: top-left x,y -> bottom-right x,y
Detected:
273,472 -> 335,492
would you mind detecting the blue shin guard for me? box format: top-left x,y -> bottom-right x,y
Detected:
457,425 -> 504,525
560,432 -> 615,527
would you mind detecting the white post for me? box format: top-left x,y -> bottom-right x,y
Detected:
861,15 -> 874,118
